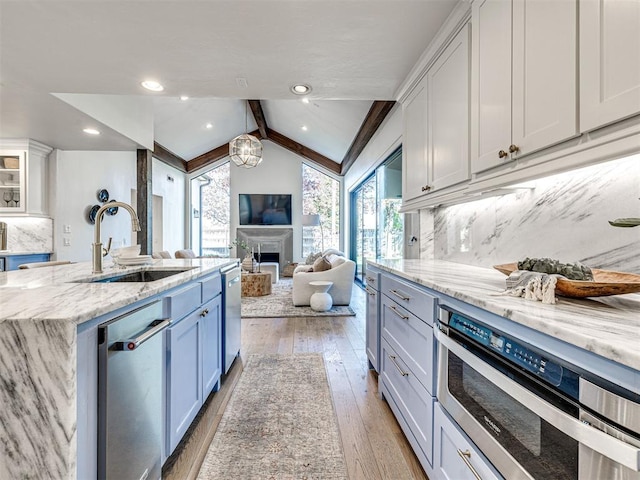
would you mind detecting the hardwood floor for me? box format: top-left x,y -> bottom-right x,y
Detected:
163,284 -> 429,480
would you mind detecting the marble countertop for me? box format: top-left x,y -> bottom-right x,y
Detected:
0,250 -> 53,255
369,259 -> 640,371
0,257 -> 238,325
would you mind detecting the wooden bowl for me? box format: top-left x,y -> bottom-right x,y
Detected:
493,263 -> 640,297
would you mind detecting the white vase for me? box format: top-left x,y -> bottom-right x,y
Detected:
241,255 -> 255,273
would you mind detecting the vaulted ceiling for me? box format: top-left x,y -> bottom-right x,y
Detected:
0,0 -> 459,175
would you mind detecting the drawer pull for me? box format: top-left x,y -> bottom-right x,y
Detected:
365,287 -> 376,296
200,308 -> 209,317
366,276 -> 376,283
389,289 -> 410,301
457,449 -> 482,480
388,354 -> 409,377
388,305 -> 409,320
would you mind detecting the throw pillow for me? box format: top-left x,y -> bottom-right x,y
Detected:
322,248 -> 345,257
312,255 -> 332,272
305,252 -> 322,265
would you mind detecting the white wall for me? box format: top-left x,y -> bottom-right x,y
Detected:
151,158 -> 186,254
49,150 -> 186,262
230,142 -> 305,261
50,150 -> 137,262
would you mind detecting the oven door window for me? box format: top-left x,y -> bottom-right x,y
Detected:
448,350 -> 578,479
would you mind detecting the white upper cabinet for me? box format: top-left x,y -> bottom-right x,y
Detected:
471,0 -> 578,173
403,24 -> 471,204
403,78 -> 429,203
580,0 -> 640,132
427,24 -> 470,192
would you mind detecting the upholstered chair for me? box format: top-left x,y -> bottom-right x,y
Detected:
151,251 -> 172,259
292,253 -> 356,306
174,249 -> 197,259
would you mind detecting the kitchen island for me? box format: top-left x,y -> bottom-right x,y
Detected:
0,257 -> 237,480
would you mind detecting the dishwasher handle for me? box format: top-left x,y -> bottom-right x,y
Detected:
228,275 -> 241,286
113,318 -> 170,351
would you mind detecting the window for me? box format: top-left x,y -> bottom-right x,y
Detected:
301,164 -> 340,257
191,162 -> 231,257
350,147 -> 403,284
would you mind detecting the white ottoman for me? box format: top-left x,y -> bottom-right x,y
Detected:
259,262 -> 279,283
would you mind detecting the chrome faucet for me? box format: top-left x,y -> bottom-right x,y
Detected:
92,201 -> 141,273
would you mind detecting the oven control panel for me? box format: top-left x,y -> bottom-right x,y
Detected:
449,314 -> 563,386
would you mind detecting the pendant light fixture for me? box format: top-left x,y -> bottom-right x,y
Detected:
229,101 -> 263,168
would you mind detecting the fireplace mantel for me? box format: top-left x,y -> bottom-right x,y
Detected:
236,228 -> 293,272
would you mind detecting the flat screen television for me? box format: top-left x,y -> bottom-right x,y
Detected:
239,193 -> 292,225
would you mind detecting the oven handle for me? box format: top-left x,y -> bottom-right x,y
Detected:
437,331 -> 640,472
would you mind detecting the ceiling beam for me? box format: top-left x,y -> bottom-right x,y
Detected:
267,128 -> 341,175
186,129 -> 264,173
340,100 -> 396,175
153,142 -> 187,172
248,99 -> 268,139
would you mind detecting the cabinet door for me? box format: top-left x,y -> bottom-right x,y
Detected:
166,310 -> 202,455
0,151 -> 25,213
512,0 -> 577,155
580,0 -> 640,131
365,285 -> 379,372
434,403 -> 503,480
201,295 -> 222,398
428,24 -> 470,191
403,78 -> 430,201
471,0 -> 512,173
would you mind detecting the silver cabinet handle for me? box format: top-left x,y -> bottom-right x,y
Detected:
389,289 -> 410,301
228,275 -> 240,286
200,308 -> 209,317
365,287 -> 376,296
388,354 -> 409,377
114,319 -> 170,351
457,449 -> 482,480
388,305 -> 409,320
366,276 -> 375,283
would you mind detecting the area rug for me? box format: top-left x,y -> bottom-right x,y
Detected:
241,278 -> 355,318
196,353 -> 348,480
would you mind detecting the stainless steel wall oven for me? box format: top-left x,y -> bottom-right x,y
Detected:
436,307 -> 640,480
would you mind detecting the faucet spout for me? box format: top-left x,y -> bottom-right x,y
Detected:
92,201 -> 141,274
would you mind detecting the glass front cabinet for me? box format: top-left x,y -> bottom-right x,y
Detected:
0,150 -> 26,213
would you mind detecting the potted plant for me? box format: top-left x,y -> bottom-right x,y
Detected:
229,238 -> 255,272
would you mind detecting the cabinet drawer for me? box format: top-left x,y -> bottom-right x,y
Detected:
165,282 -> 201,320
201,273 -> 222,302
380,338 -> 434,468
381,274 -> 436,323
381,295 -> 435,393
365,265 -> 380,291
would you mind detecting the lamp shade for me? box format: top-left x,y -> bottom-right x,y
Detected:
302,214 -> 321,227
229,133 -> 263,168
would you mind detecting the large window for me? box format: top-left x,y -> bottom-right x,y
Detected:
191,162 -> 231,257
350,148 -> 403,284
301,164 -> 340,257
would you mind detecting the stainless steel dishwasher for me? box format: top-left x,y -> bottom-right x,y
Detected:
221,263 -> 241,374
98,300 -> 169,480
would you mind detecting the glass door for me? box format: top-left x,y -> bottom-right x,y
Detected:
351,175 -> 377,284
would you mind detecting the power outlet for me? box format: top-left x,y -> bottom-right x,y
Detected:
63,237 -> 71,246
63,224 -> 71,234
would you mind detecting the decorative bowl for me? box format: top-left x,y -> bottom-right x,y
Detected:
493,263 -> 640,297
117,245 -> 141,258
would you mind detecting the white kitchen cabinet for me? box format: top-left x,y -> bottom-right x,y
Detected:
471,0 -> 577,173
434,403 -> 503,480
0,139 -> 52,215
580,0 -> 640,132
427,24 -> 470,191
365,264 -> 381,372
403,77 -> 430,203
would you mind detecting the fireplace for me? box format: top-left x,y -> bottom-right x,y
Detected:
236,228 -> 293,272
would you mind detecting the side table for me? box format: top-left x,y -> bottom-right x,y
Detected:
309,280 -> 333,311
241,272 -> 272,297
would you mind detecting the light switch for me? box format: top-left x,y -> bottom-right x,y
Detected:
63,238 -> 71,246
63,224 -> 71,234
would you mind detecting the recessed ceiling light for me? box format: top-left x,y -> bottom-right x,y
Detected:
291,84 -> 312,95
180,95 -> 189,101
141,80 -> 164,92
205,123 -> 213,129
83,128 -> 100,135
301,125 -> 308,131
301,98 -> 310,104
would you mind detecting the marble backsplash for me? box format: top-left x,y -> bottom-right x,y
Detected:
0,216 -> 53,253
420,153 -> 640,274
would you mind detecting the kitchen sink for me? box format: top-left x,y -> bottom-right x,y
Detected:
77,268 -> 194,283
